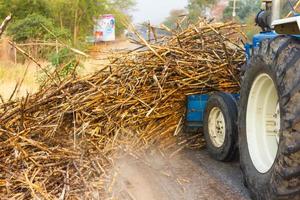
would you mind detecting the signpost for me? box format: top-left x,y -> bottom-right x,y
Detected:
94,14 -> 116,43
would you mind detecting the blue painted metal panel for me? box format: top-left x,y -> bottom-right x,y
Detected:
245,31 -> 278,62
245,43 -> 252,62
231,94 -> 240,101
185,93 -> 240,132
186,94 -> 209,124
252,31 -> 277,49
185,94 -> 209,131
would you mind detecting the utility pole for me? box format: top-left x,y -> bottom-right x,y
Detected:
232,0 -> 237,18
0,14 -> 12,38
230,0 -> 240,20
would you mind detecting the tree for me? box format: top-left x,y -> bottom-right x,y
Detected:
49,0 -> 136,45
0,0 -> 12,19
0,0 -> 51,20
223,0 -> 260,22
222,0 -> 260,40
163,9 -> 187,29
108,0 -> 136,35
0,0 -> 136,45
7,13 -> 69,42
187,0 -> 217,21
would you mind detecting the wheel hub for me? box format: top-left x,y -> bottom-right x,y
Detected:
208,107 -> 226,148
246,73 -> 280,173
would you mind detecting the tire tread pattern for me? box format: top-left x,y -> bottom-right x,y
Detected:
240,36 -> 300,199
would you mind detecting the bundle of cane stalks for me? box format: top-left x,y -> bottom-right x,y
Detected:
0,19 -> 245,199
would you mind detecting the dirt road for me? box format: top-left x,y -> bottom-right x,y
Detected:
108,148 -> 250,200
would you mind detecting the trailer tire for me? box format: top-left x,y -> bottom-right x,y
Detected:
239,36 -> 300,200
203,92 -> 238,161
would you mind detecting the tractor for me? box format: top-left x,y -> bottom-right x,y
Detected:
185,0 -> 300,199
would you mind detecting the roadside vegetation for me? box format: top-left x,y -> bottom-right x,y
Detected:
0,61 -> 39,100
0,0 -> 135,46
0,0 -> 136,96
164,0 -> 261,39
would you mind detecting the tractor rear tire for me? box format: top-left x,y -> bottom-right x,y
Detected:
239,36 -> 300,200
203,92 -> 238,161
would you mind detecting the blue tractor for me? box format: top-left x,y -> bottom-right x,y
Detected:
185,1 -> 300,199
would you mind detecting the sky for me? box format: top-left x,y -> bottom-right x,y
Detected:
131,0 -> 188,25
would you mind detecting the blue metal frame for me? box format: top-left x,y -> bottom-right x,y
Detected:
185,94 -> 209,133
185,94 -> 239,131
245,31 -> 278,62
186,94 -> 209,128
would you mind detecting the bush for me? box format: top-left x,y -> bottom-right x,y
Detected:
50,48 -> 80,76
51,48 -> 81,79
7,13 -> 70,43
35,48 -> 82,85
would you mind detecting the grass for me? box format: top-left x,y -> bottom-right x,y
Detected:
0,40 -> 132,101
0,58 -> 106,101
0,59 -> 107,101
0,60 -> 39,101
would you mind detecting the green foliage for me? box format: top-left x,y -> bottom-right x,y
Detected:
111,10 -> 132,36
48,0 -> 136,44
163,9 -> 187,29
7,13 -> 70,42
187,0 -> 217,21
50,48 -> 74,67
243,13 -> 261,40
0,0 -> 51,19
223,0 -> 260,23
36,48 -> 81,84
0,0 -> 12,18
222,0 -> 260,40
49,48 -> 80,78
185,0 -> 261,40
1,0 -> 136,45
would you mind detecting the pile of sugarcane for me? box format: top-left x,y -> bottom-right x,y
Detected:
0,19 -> 245,199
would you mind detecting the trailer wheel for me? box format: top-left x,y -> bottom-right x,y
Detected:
203,92 -> 238,161
239,36 -> 300,199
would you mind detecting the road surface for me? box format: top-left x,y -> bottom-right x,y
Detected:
108,147 -> 251,200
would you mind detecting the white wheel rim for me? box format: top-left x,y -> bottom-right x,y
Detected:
246,73 -> 280,173
208,107 -> 226,148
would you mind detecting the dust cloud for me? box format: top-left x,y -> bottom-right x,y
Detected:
105,148 -> 245,200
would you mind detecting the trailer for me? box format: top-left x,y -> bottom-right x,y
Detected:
185,1 -> 300,199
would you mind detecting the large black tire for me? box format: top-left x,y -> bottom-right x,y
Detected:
203,92 -> 238,161
239,36 -> 300,200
